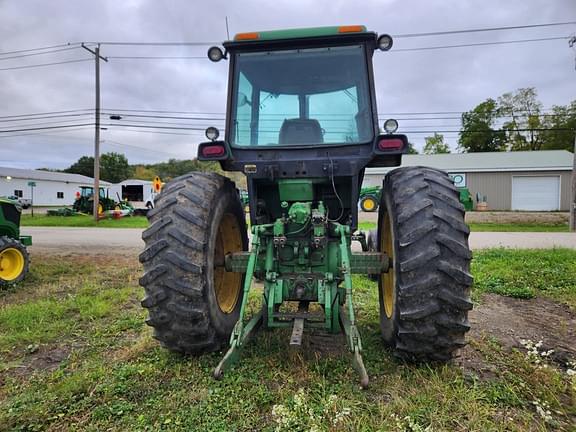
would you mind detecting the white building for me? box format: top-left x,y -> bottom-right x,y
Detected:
109,179 -> 154,207
0,167 -> 110,207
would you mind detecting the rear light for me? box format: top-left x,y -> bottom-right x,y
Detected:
378,138 -> 404,151
202,145 -> 226,157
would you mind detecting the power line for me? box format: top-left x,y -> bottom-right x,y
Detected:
394,21 -> 576,38
0,113 -> 94,123
0,123 -> 94,133
393,36 -> 570,52
87,41 -> 219,46
0,109 -> 92,119
0,42 -> 81,56
107,56 -> 205,60
0,126 -> 93,139
0,46 -> 81,61
0,58 -> 91,71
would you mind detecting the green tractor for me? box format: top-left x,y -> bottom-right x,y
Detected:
73,186 -> 116,215
0,197 -> 32,286
140,26 -> 472,387
359,185 -> 381,212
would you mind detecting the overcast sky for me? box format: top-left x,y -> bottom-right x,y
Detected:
1,0 -> 575,169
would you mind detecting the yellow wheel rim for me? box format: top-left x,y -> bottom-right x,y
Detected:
214,213 -> 243,313
363,197 -> 376,211
381,212 -> 395,318
0,248 -> 25,281
98,203 -> 104,215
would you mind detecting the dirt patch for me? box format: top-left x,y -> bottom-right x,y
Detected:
459,294 -> 576,376
1,345 -> 71,387
465,212 -> 569,224
359,211 -> 569,225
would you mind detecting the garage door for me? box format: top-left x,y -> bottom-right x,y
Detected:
511,176 -> 560,211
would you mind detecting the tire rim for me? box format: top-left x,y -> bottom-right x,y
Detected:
363,197 -> 376,211
214,213 -> 243,313
0,247 -> 25,281
381,212 -> 395,318
98,203 -> 104,214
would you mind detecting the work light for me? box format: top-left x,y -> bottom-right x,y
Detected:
207,46 -> 225,62
377,34 -> 393,51
383,119 -> 398,134
205,126 -> 220,141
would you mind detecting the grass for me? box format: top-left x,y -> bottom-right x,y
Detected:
20,214 -> 148,228
358,221 -> 569,232
0,250 -> 575,431
472,248 -> 576,306
21,215 -> 569,232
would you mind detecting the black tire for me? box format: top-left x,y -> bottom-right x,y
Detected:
139,172 -> 248,354
0,236 -> 30,286
360,195 -> 378,212
377,166 -> 473,362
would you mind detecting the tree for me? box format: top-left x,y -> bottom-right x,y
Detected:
423,133 -> 450,154
64,156 -> 94,177
100,152 -> 132,183
498,87 -> 544,151
458,99 -> 506,152
64,152 -> 132,183
541,101 -> 576,151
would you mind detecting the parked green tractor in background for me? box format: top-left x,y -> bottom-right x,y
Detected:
0,197 -> 32,286
73,186 -> 117,215
360,185 -> 475,212
140,26 -> 472,387
358,186 -> 381,212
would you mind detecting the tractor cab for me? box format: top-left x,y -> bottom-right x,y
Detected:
198,26 -> 407,229
78,186 -> 108,199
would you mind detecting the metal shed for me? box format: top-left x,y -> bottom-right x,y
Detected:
364,150 -> 573,211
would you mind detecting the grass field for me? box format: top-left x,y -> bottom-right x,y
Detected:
20,214 -> 148,228
1,249 -> 575,431
22,215 -> 569,233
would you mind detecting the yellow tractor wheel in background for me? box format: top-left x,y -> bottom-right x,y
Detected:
0,237 -> 30,286
360,195 -> 378,212
98,203 -> 104,215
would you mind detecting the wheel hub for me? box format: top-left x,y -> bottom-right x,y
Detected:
0,247 -> 25,281
214,213 -> 243,313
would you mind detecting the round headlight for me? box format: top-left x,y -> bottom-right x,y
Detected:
383,119 -> 398,134
205,126 -> 220,141
207,46 -> 225,62
377,34 -> 393,51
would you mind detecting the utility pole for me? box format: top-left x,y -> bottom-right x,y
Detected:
570,36 -> 576,231
570,133 -> 576,231
82,43 -> 108,221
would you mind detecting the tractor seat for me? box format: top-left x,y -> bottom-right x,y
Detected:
278,118 -> 323,145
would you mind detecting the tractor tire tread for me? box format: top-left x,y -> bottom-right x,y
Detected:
380,166 -> 472,362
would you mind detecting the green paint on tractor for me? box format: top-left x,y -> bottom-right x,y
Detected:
0,197 -> 31,285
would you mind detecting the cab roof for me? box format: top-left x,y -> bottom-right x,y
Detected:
233,25 -> 368,42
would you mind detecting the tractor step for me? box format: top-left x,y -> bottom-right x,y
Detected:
289,318 -> 305,346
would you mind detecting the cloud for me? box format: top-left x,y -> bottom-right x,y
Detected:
0,0 -> 575,167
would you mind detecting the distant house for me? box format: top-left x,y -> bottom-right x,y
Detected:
0,167 -> 111,207
364,150 -> 573,211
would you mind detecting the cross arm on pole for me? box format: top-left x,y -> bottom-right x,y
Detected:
81,43 -> 108,62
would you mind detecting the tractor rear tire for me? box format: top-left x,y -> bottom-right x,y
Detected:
139,172 -> 248,354
377,166 -> 473,362
0,236 -> 29,286
360,195 -> 378,212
